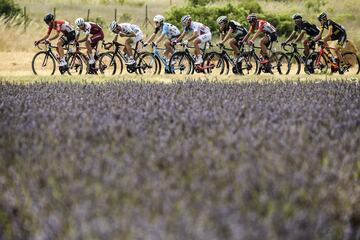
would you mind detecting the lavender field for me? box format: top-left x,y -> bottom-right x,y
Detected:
1,79 -> 360,239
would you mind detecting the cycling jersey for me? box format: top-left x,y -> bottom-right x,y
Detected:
184,21 -> 210,35
118,23 -> 142,35
47,20 -> 74,35
250,20 -> 277,35
220,20 -> 248,38
154,22 -> 180,39
321,19 -> 346,37
294,20 -> 320,37
76,22 -> 103,36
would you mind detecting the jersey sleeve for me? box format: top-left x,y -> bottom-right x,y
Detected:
228,21 -> 236,31
154,26 -> 161,34
47,26 -> 53,35
161,24 -> 169,35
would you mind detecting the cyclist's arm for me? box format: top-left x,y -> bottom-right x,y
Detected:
294,31 -> 305,43
284,31 -> 296,44
314,28 -> 324,41
154,33 -> 165,45
78,34 -> 89,43
48,32 -> 60,41
323,26 -> 332,42
122,31 -> 136,37
187,31 -> 199,42
144,33 -> 156,45
221,28 -> 234,44
176,31 -> 186,42
36,33 -> 51,43
242,27 -> 253,42
112,34 -> 118,43
250,30 -> 261,42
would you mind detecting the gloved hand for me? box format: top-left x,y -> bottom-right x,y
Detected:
151,42 -> 157,48
182,39 -> 188,46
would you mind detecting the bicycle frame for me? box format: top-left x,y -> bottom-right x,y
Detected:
315,42 -> 339,69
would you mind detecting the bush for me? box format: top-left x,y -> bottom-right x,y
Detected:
165,1 -> 293,37
0,0 -> 20,18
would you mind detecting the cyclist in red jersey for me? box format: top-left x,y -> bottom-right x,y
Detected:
75,18 -> 104,72
34,13 -> 76,72
243,13 -> 278,64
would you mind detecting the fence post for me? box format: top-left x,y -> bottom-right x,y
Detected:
114,8 -> 117,21
145,5 -> 148,30
23,6 -> 27,32
53,8 -> 56,18
87,9 -> 90,21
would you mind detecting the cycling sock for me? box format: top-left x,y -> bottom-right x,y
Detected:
88,54 -> 95,64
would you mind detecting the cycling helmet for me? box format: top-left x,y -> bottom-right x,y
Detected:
181,15 -> 191,26
292,13 -> 302,20
43,13 -> 54,24
247,13 -> 257,23
109,20 -> 118,32
318,12 -> 327,21
216,16 -> 228,25
153,15 -> 165,23
75,18 -> 85,27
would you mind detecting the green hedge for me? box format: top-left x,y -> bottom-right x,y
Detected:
165,1 -> 294,38
0,0 -> 21,18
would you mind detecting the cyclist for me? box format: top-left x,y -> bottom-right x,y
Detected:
176,15 -> 212,65
217,16 -> 248,60
282,13 -> 320,58
314,12 -> 347,68
242,13 -> 278,65
35,13 -> 76,72
75,18 -> 104,72
109,21 -> 143,65
143,15 -> 180,64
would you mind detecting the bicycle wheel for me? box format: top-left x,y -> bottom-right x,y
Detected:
270,52 -> 289,75
307,52 -> 329,74
342,52 -> 360,75
286,53 -> 301,75
137,52 -> 158,75
204,52 -> 227,75
236,53 -> 258,75
98,52 -> 117,75
168,52 -> 193,74
67,53 -> 83,75
32,51 -> 56,75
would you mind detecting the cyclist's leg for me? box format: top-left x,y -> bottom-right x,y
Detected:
336,34 -> 347,64
193,38 -> 202,63
229,38 -> 240,58
260,36 -> 270,60
164,39 -> 173,59
303,38 -> 310,57
57,37 -> 67,67
125,38 -> 133,58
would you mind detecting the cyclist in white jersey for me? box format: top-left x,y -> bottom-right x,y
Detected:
176,15 -> 212,64
143,15 -> 180,62
109,21 -> 143,64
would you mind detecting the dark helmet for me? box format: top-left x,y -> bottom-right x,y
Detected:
44,13 -> 54,24
292,13 -> 302,20
318,12 -> 327,21
247,13 -> 257,23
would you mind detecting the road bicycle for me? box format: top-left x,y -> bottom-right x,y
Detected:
32,41 -> 83,75
281,42 -> 315,75
168,41 -> 215,74
236,42 -> 290,75
101,40 -> 157,75
305,40 -> 360,75
204,43 -> 245,75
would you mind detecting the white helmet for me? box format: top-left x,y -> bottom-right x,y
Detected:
153,15 -> 165,23
109,20 -> 118,32
181,15 -> 191,26
75,18 -> 85,27
216,16 -> 228,25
